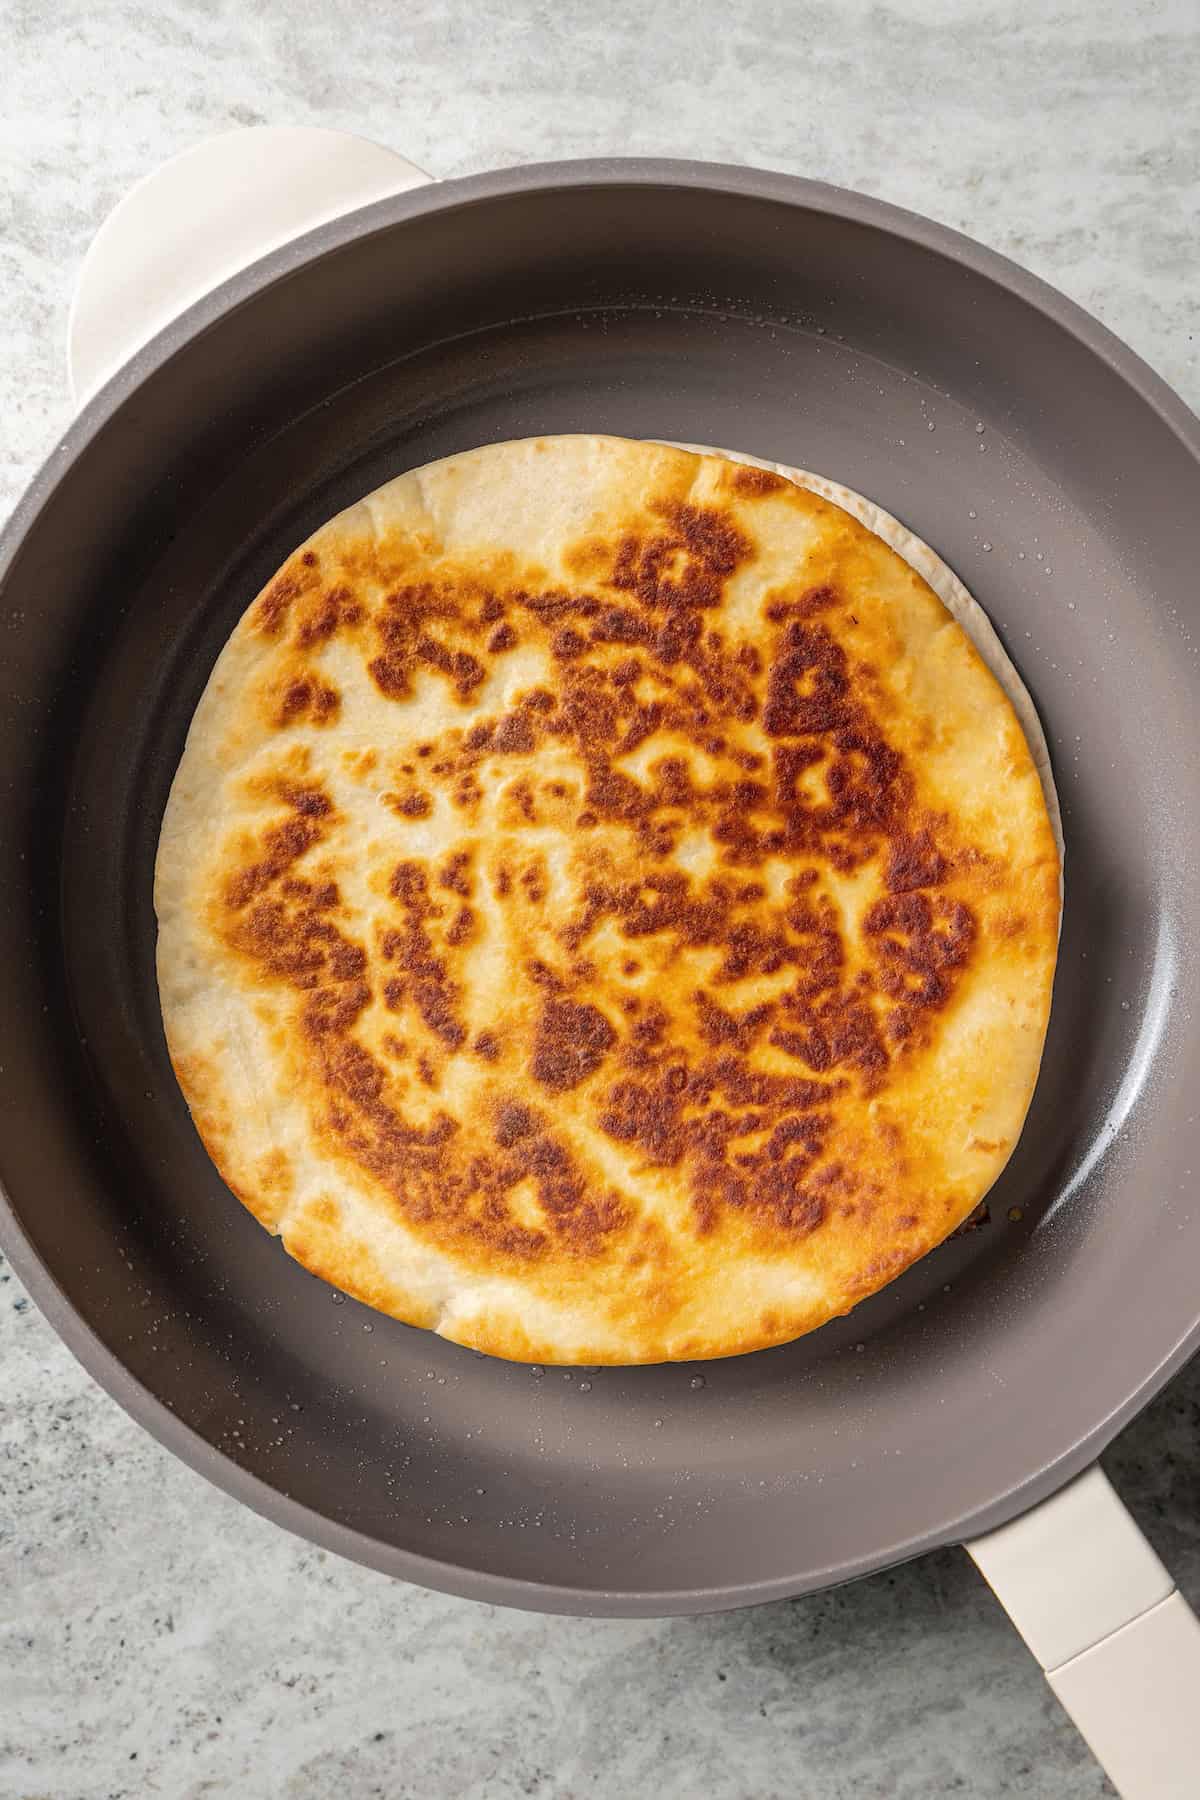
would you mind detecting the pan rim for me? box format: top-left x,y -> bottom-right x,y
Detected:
2,156 -> 1199,1614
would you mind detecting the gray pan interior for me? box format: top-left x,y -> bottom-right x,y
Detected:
1,162 -> 1198,1615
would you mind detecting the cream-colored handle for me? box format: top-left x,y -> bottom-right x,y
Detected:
68,125 -> 434,408
969,1466 -> 1200,1798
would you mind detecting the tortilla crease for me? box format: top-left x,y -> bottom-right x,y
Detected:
155,435 -> 1061,1364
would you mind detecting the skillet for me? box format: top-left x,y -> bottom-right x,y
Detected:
2,132 -> 1199,1794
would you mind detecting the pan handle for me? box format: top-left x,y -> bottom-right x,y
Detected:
968,1464 -> 1200,1797
67,125 -> 434,409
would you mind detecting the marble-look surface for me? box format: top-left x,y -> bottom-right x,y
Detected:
1,2 -> 1198,1794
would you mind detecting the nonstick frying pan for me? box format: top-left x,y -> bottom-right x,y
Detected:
3,128 -> 1200,1796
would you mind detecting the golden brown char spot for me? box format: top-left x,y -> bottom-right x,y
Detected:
494,713 -> 536,754
438,849 -> 473,897
392,791 -> 433,819
531,999 -> 617,1093
493,1100 -> 537,1147
993,911 -> 1028,939
552,627 -> 587,660
887,830 -> 946,893
862,892 -> 975,1043
342,747 -> 378,778
386,860 -> 468,1048
255,574 -> 300,636
296,584 -> 365,649
765,582 -> 840,624
729,464 -> 787,496
273,674 -> 341,728
416,634 -> 486,699
611,501 -> 753,614
274,779 -> 332,819
520,864 -> 547,905
256,1148 -> 293,1202
446,905 -> 474,946
224,812 -> 324,911
563,535 -> 611,579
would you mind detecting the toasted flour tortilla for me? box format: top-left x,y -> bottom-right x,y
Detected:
155,435 -> 1061,1363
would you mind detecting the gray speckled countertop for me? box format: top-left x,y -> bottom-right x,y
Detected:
2,4 -> 1199,1796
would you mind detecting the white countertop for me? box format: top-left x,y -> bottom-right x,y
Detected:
2,3 -> 1198,1795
